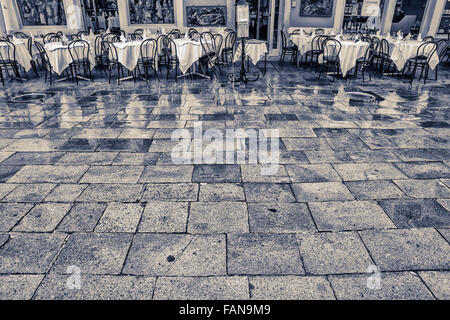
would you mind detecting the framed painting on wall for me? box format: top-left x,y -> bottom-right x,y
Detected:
186,6 -> 227,27
299,0 -> 333,17
16,0 -> 67,26
128,0 -> 175,24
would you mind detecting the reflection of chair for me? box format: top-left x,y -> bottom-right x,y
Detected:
200,32 -> 219,78
403,41 -> 437,83
0,39 -> 23,85
319,38 -> 341,81
162,36 -> 179,81
138,39 -> 159,83
68,39 -> 93,84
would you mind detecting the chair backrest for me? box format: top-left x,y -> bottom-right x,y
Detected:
102,40 -> 119,62
323,38 -> 341,61
94,35 -> 104,57
214,34 -> 223,56
103,33 -> 117,42
168,29 -> 181,40
34,41 -> 50,66
162,36 -> 178,61
14,32 -> 29,39
43,32 -> 57,43
200,32 -> 216,56
224,29 -> 234,34
111,35 -> 121,43
0,39 -> 16,62
189,28 -> 200,39
311,35 -> 327,52
56,31 -> 64,37
129,33 -> 143,41
423,36 -> 434,43
416,41 -> 437,63
68,39 -> 90,63
118,30 -> 126,38
315,28 -> 325,35
48,34 -> 62,43
156,34 -> 166,54
371,36 -> 380,51
71,34 -> 81,40
224,30 -> 236,50
280,30 -> 288,48
140,38 -> 157,62
361,34 -> 371,43
291,29 -> 302,35
436,39 -> 448,59
379,38 -> 390,55
134,29 -> 144,35
97,28 -> 105,35
349,32 -> 362,40
77,31 -> 89,37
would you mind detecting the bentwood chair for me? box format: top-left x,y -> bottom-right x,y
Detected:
34,41 -> 54,84
102,40 -> 127,85
279,30 -> 297,65
189,28 -> 200,40
134,29 -> 144,35
0,39 -> 23,85
422,36 -> 434,43
137,38 -> 159,83
318,38 -> 341,81
213,33 -> 224,71
222,30 -> 236,65
403,41 -> 437,83
94,35 -> 108,76
68,39 -> 93,84
162,36 -> 179,81
304,35 -> 327,70
200,32 -> 219,78
43,32 -> 57,43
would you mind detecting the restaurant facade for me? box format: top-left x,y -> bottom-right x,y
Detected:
0,0 -> 449,56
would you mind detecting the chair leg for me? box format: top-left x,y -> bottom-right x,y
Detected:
31,61 -> 39,78
0,67 -> 4,86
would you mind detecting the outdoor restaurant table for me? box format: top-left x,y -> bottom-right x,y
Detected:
388,39 -> 440,71
172,38 -> 205,74
233,40 -> 268,65
112,40 -> 158,72
0,39 -> 33,72
44,41 -> 96,76
290,34 -> 314,55
319,40 -> 370,77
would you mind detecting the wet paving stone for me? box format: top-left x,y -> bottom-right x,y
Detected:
139,165 -> 193,183
199,183 -> 245,202
95,203 -> 144,233
76,184 -> 143,202
57,203 -> 107,232
378,199 -> 450,228
292,182 -> 354,202
44,184 -> 88,202
80,166 -> 144,184
393,179 -> 450,199
0,166 -> 24,182
0,233 -> 66,273
419,272 -> 450,300
297,232 -> 373,275
248,203 -> 315,233
140,184 -> 198,202
13,203 -> 72,232
249,276 -> 335,300
309,201 -> 395,231
359,228 -> 450,271
394,162 -> 450,179
153,276 -> 249,300
244,183 -> 296,202
329,272 -> 434,300
34,275 -> 155,300
285,164 -> 341,183
7,165 -> 89,183
138,202 -> 189,233
344,180 -> 406,200
0,275 -> 45,300
51,233 -> 133,275
227,233 -> 304,275
192,165 -> 241,183
56,152 -> 118,166
123,234 -> 226,276
0,203 -> 34,231
3,184 -> 55,202
0,152 -> 65,165
333,163 -> 407,181
188,202 -> 249,234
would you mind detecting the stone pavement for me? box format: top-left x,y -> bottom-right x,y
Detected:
0,61 -> 449,300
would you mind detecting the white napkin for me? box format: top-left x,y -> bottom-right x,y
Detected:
120,34 -> 126,42
417,34 -> 422,41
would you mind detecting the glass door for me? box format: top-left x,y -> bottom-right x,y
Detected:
246,0 -> 282,55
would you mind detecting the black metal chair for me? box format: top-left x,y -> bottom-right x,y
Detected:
129,33 -> 143,41
200,32 -> 219,78
0,39 -> 23,85
167,29 -> 181,40
102,40 -> 125,84
43,32 -> 57,43
354,43 -> 373,82
189,28 -> 200,40
279,30 -> 297,65
402,41 -> 437,83
162,36 -> 179,81
48,34 -> 63,43
156,34 -> 168,73
68,39 -> 93,84
314,28 -> 325,35
222,30 -> 236,65
94,35 -> 108,76
318,38 -> 341,81
304,35 -> 327,70
291,29 -> 302,35
134,29 -> 144,35
137,38 -> 159,83
213,33 -> 223,71
422,36 -> 434,42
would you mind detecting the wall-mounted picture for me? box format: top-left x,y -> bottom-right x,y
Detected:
16,0 -> 67,26
128,0 -> 175,24
186,6 -> 227,27
299,0 -> 333,17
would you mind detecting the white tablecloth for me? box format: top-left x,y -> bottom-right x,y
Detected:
233,40 -> 268,65
45,42 -> 96,76
389,40 -> 440,70
0,40 -> 32,72
112,40 -> 155,72
290,34 -> 314,55
173,38 -> 204,74
319,40 -> 370,77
